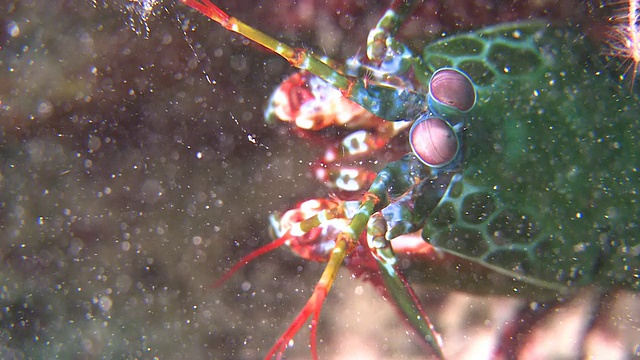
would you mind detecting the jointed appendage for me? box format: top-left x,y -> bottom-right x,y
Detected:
366,0 -> 415,62
182,0 -> 430,122
361,0 -> 429,84
183,1 -> 477,358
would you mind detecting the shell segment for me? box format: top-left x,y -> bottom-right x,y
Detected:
420,22 -> 640,292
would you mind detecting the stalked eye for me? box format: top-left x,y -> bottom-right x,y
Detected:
427,68 -> 476,122
409,116 -> 459,168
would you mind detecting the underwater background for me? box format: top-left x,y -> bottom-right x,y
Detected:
1,1 -> 639,359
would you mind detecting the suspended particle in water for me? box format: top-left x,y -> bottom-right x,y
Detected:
89,0 -> 161,38
125,0 -> 161,38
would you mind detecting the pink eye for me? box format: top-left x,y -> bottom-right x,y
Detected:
409,116 -> 459,168
428,68 -> 476,122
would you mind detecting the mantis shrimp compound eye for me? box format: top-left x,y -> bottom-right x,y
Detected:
409,116 -> 459,168
428,68 -> 476,122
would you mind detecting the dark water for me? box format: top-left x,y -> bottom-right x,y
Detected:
1,1 -> 638,359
